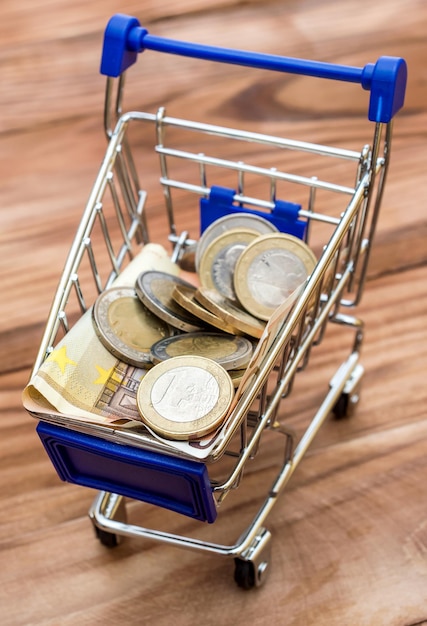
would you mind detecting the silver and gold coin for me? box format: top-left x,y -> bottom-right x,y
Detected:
195,287 -> 266,339
234,233 -> 317,321
150,331 -> 254,370
136,355 -> 234,440
135,270 -> 204,332
172,284 -> 240,335
198,228 -> 259,302
92,286 -> 173,367
195,212 -> 278,272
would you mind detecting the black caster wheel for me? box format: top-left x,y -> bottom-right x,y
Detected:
333,387 -> 361,420
234,558 -> 256,590
94,526 -> 119,548
332,392 -> 350,420
332,364 -> 363,420
234,528 -> 271,589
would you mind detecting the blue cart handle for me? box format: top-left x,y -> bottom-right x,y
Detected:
100,13 -> 407,123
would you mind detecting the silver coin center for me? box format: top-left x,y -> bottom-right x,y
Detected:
150,366 -> 220,422
212,242 -> 247,299
248,249 -> 307,308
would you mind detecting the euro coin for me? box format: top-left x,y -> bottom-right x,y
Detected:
136,355 -> 234,440
195,212 -> 278,272
92,286 -> 173,367
228,368 -> 247,388
135,270 -> 205,332
234,233 -> 317,321
172,284 -> 240,335
195,287 -> 266,339
150,331 -> 254,370
198,228 -> 259,302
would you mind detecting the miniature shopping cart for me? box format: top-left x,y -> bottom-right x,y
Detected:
26,14 -> 407,589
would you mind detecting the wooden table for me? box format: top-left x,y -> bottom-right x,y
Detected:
1,1 -> 426,624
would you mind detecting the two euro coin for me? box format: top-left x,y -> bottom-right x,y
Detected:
150,331 -> 254,371
92,286 -> 173,367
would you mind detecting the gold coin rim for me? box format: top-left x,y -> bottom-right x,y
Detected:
135,270 -> 204,333
172,284 -> 241,335
195,287 -> 266,339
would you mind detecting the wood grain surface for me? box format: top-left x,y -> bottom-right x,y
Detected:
1,1 -> 427,624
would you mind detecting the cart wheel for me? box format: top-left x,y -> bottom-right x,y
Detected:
234,527 -> 272,589
332,392 -> 350,420
94,526 -> 119,548
333,387 -> 362,420
332,364 -> 364,420
234,558 -> 256,590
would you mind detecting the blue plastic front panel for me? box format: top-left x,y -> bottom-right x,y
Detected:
37,422 -> 217,523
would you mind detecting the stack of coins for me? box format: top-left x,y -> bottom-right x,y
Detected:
91,212 -> 317,441
91,270 -> 256,441
196,214 -> 317,321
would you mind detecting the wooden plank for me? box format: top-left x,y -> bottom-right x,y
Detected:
2,263 -> 427,623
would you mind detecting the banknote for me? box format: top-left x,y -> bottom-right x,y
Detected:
23,310 -> 147,424
23,244 -> 180,428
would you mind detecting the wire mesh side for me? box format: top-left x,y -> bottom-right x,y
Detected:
209,180 -> 367,499
32,111 -> 387,477
31,119 -> 147,374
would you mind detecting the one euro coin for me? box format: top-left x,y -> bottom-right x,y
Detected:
234,233 -> 317,320
136,355 -> 234,440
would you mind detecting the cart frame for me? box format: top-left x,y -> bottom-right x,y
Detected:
26,14 -> 406,588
